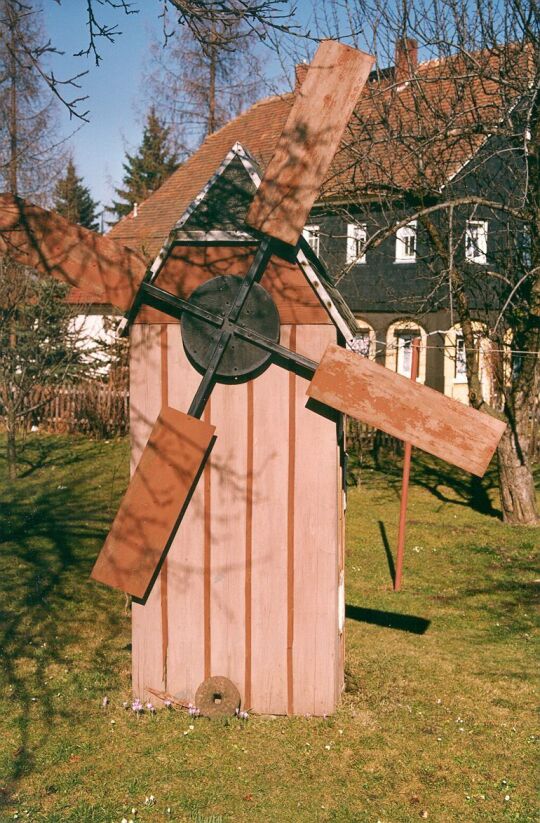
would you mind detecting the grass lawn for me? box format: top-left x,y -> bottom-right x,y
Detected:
0,434 -> 538,822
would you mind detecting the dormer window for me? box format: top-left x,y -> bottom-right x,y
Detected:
346,223 -> 367,264
465,220 -> 488,264
303,225 -> 320,256
395,221 -> 417,262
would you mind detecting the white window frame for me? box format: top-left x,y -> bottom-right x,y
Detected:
346,223 -> 367,264
395,332 -> 416,377
465,220 -> 488,264
303,224 -> 320,256
395,221 -> 417,263
454,333 -> 468,382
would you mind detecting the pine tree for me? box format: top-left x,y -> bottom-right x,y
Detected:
110,107 -> 179,220
53,159 -> 100,231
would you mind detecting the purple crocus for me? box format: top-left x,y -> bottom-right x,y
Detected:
132,698 -> 143,714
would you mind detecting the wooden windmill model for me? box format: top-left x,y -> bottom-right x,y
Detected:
0,42 -> 505,717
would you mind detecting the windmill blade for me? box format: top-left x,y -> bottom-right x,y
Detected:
307,344 -> 506,477
0,193 -> 146,311
91,407 -> 216,599
245,40 -> 374,247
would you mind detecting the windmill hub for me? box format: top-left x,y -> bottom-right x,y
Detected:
181,275 -> 280,382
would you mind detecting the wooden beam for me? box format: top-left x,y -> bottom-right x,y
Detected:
307,344 -> 506,477
91,407 -> 216,599
245,41 -> 374,246
0,193 -> 147,311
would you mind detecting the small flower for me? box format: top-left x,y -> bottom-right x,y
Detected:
144,795 -> 156,806
102,696 -> 109,708
131,699 -> 143,713
122,701 -> 129,709
504,795 -> 510,802
145,702 -> 156,713
164,699 -> 172,709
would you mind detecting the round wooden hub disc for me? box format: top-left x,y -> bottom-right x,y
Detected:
195,676 -> 241,718
181,275 -> 280,382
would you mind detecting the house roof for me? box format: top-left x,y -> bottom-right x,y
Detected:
109,43 -> 528,259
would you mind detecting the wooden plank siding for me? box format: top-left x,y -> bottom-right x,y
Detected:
131,323 -> 344,715
130,325 -> 166,700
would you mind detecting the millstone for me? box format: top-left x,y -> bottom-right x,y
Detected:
195,675 -> 241,718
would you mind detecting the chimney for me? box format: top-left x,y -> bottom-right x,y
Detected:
394,37 -> 418,83
294,62 -> 309,93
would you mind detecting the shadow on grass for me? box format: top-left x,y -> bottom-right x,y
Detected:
0,435 -> 128,806
378,520 -> 396,586
345,604 -> 431,634
353,450 -> 501,519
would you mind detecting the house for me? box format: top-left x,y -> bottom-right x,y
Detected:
109,39 -> 530,406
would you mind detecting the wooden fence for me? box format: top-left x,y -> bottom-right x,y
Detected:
27,382 -> 129,437
10,385 -> 540,462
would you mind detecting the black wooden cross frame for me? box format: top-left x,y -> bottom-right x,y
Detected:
132,236 -> 320,420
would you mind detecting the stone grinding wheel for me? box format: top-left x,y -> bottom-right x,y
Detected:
195,676 -> 241,718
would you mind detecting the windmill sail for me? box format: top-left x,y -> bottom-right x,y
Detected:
91,407 -> 216,599
308,344 -> 506,477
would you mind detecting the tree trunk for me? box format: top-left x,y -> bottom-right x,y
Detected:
207,29 -> 217,135
6,413 -> 17,481
8,6 -> 18,195
497,417 -> 539,525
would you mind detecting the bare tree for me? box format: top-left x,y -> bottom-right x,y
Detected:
143,13 -> 264,155
5,1 -> 298,122
325,0 -> 539,523
0,0 -> 66,204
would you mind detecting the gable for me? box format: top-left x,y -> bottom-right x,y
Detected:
134,143 -> 358,340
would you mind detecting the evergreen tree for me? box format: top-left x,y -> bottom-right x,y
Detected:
110,107 -> 179,220
53,159 -> 100,231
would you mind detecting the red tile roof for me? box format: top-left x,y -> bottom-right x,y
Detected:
109,44 -> 529,260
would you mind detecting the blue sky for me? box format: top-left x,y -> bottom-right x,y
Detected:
45,3 -> 171,210
43,2 -> 328,213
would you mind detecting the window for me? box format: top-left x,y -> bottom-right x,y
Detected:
395,222 -> 417,262
303,225 -> 320,256
465,220 -> 488,264
350,330 -> 371,357
395,332 -> 416,377
346,223 -> 367,264
455,334 -> 467,382
454,331 -> 484,383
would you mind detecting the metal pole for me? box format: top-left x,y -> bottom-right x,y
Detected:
394,337 -> 420,592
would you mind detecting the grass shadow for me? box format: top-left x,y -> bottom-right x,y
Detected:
345,604 -> 431,634
377,520 -> 396,586
0,435 -> 130,803
355,449 -> 502,519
